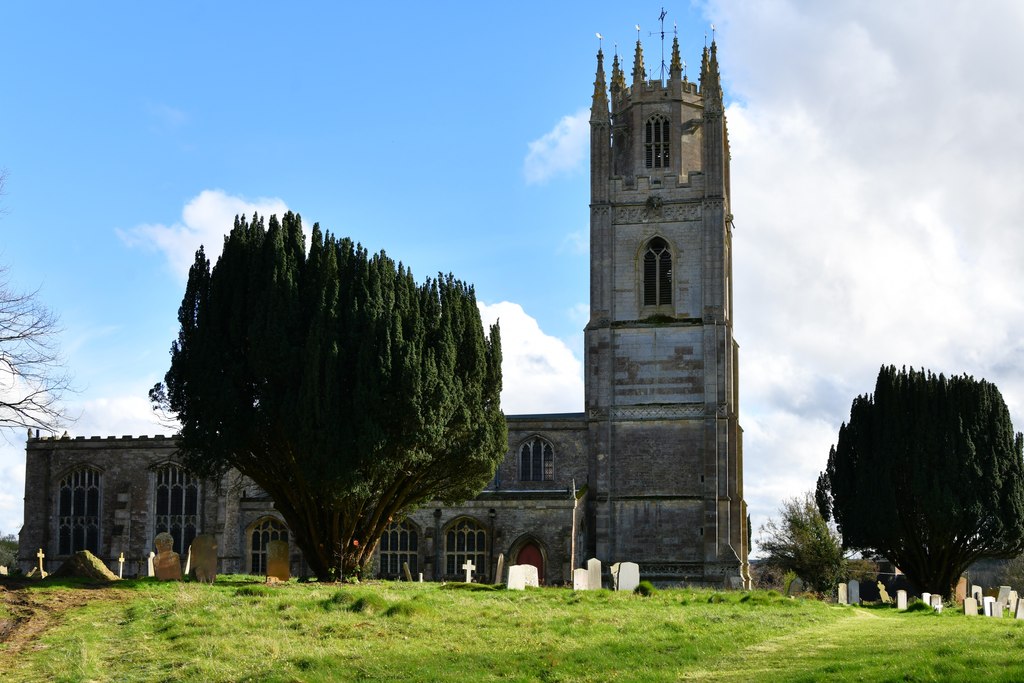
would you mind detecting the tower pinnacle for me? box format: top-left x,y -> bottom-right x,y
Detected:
632,38 -> 646,86
670,34 -> 682,81
591,49 -> 608,121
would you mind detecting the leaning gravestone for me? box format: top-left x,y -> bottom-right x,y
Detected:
1009,591 -> 1019,615
493,553 -> 505,585
847,580 -> 860,605
877,581 -> 891,604
190,534 -> 218,584
506,564 -> 539,590
153,532 -> 182,581
837,583 -> 848,605
964,597 -> 978,616
587,558 -> 602,590
1016,599 -> 1024,620
573,568 -> 589,590
998,585 -> 1011,606
610,562 -> 640,592
266,540 -> 290,581
402,561 -> 413,582
896,589 -> 908,611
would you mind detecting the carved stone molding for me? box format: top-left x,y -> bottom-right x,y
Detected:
614,203 -> 701,225
610,403 -> 704,420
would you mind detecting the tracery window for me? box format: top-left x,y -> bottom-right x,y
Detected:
249,517 -> 288,575
58,467 -> 100,555
519,437 -> 554,482
378,520 -> 419,579
645,114 -> 670,169
643,237 -> 673,306
154,464 -> 199,555
445,518 -> 487,579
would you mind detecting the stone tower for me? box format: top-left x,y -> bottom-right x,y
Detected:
585,36 -> 748,586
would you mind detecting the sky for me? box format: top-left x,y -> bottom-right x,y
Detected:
2,1 -> 1024,556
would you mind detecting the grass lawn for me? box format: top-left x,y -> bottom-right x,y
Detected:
2,577 -> 1023,682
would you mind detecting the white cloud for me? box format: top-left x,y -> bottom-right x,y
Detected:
478,301 -> 584,414
524,109 -> 590,184
118,189 -> 289,279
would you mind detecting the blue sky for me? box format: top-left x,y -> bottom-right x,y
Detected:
3,1 -> 1024,555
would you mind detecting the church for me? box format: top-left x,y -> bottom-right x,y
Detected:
18,34 -> 749,587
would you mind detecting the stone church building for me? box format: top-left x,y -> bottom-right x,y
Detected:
19,36 -> 749,587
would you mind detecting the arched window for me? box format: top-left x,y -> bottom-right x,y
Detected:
154,464 -> 199,555
519,437 -> 554,482
249,517 -> 288,575
645,115 -> 670,169
643,237 -> 672,306
58,467 -> 100,555
378,520 -> 419,579
445,518 -> 487,579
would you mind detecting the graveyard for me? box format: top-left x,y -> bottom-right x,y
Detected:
4,572 -> 1024,681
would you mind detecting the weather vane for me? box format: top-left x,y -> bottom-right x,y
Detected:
596,32 -> 603,51
655,7 -> 669,81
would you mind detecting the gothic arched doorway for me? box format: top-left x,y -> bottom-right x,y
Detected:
515,541 -> 544,584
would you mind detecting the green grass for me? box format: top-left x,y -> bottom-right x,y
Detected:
3,577 -> 1024,681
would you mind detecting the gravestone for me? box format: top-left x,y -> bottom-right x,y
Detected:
877,581 -> 891,604
964,597 -> 978,616
837,583 -> 848,605
152,532 -> 182,581
494,553 -> 505,585
998,585 -> 1011,606
402,561 -> 413,582
921,592 -> 932,608
787,577 -> 805,596
117,553 -> 125,579
983,596 -> 996,617
506,564 -> 539,590
418,573 -> 423,582
0,565 -> 6,576
190,534 -> 218,584
587,558 -> 602,590
183,546 -> 192,576
610,562 -> 640,592
955,577 -> 968,604
266,540 -> 290,580
1016,599 -> 1024,620
896,589 -> 907,610
147,552 -> 155,577
972,585 -> 984,603
573,568 -> 589,590
847,580 -> 860,605
36,548 -> 47,578
462,559 -> 476,583
930,594 -> 943,612
993,602 -> 1004,618
1009,591 -> 1019,615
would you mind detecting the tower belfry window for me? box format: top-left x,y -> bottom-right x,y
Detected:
643,237 -> 672,306
645,115 -> 670,169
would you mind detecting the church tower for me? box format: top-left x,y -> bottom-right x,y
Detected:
585,35 -> 748,586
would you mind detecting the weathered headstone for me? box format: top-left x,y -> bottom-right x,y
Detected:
984,596 -> 996,617
964,597 -> 978,616
847,579 -> 860,605
930,594 -> 943,612
787,577 -> 805,596
266,539 -> 289,581
972,584 -> 984,603
153,532 -> 182,581
877,581 -> 891,604
1009,591 -> 1019,615
955,577 -> 968,604
897,589 -> 908,610
147,551 -> 155,577
462,559 -> 476,583
998,585 -> 1011,606
190,534 -> 218,584
418,573 -> 423,583
494,553 -> 505,585
587,557 -> 602,590
0,565 -> 7,576
1016,598 -> 1024,620
402,561 -> 413,582
994,602 -> 1005,618
610,562 -> 640,592
573,567 -> 590,590
837,583 -> 848,605
36,548 -> 47,578
506,564 -> 539,590
117,552 -> 125,579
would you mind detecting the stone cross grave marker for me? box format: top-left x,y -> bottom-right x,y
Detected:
837,583 -> 848,605
587,558 -> 602,590
896,589 -> 907,610
266,539 -> 290,581
462,559 -> 475,583
402,561 -> 413,582
117,553 -> 125,579
998,585 -> 1011,606
153,532 -> 182,581
506,564 -> 539,590
190,534 -> 218,584
610,562 -> 640,592
36,548 -> 47,578
573,567 -> 589,590
147,552 -> 155,577
964,597 -> 978,616
847,580 -> 860,605
494,553 -> 505,585
877,581 -> 891,603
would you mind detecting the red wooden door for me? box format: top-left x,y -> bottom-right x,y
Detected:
517,542 -> 544,583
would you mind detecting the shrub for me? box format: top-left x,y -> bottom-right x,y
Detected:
635,581 -> 658,597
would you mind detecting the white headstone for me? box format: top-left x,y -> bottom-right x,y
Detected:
921,592 -> 932,608
972,585 -> 984,602
587,558 -> 602,590
147,551 -> 155,578
0,565 -> 7,576
462,559 -> 476,583
610,562 -> 641,592
117,552 -> 125,579
573,567 -> 590,590
930,594 -> 943,612
984,596 -> 996,616
418,573 -> 423,583
1016,598 -> 1024,620
964,597 -> 978,616
847,580 -> 860,605
494,553 -> 505,585
896,589 -> 907,610
183,546 -> 192,576
837,583 -> 848,605
506,564 -> 539,590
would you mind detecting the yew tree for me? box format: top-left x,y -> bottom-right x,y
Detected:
817,365 -> 1024,598
158,212 -> 506,581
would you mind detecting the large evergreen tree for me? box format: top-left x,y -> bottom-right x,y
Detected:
158,212 -> 506,581
817,365 -> 1024,597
